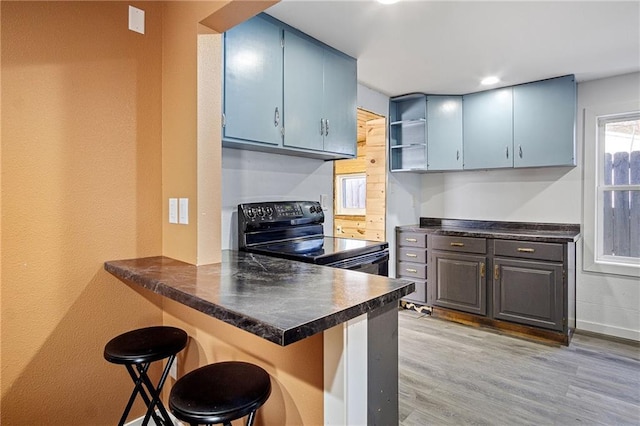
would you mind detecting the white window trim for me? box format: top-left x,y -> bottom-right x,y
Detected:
583,101 -> 640,278
335,173 -> 366,216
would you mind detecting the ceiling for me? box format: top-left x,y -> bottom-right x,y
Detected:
265,0 -> 640,97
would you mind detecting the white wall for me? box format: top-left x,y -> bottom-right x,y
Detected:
221,148 -> 333,250
574,72 -> 640,341
418,72 -> 639,340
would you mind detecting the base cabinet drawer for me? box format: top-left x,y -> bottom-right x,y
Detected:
493,258 -> 564,331
397,261 -> 427,280
431,235 -> 486,254
398,232 -> 427,248
431,251 -> 487,315
402,279 -> 427,304
399,247 -> 427,263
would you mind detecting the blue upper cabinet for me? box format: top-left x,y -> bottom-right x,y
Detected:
513,75 -> 576,168
283,30 -> 356,157
283,29 -> 325,152
223,15 -> 283,146
322,47 -> 357,156
427,95 -> 463,171
463,87 -> 514,170
223,14 -> 356,160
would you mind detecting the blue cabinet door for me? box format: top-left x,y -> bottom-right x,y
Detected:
427,95 -> 463,170
322,48 -> 357,156
463,88 -> 513,169
513,75 -> 576,168
283,30 -> 324,151
223,15 -> 283,146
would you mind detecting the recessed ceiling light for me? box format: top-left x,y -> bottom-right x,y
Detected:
377,0 -> 399,4
481,76 -> 500,86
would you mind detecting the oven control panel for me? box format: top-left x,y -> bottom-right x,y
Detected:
238,201 -> 324,226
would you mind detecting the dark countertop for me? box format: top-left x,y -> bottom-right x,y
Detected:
397,218 -> 581,243
104,251 -> 414,346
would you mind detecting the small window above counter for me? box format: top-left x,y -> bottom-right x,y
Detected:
389,75 -> 576,173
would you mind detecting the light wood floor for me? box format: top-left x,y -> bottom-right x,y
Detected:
398,309 -> 640,425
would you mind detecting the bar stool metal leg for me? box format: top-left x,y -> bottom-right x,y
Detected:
104,326 -> 188,426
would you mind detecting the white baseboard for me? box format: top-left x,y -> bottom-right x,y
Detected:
576,320 -> 640,342
124,411 -> 183,426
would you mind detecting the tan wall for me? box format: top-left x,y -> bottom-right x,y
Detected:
3,1 -> 323,424
1,2 -> 165,424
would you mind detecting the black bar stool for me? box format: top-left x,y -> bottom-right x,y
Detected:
169,361 -> 272,426
104,326 -> 188,426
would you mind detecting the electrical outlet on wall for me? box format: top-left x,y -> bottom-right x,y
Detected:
320,194 -> 329,211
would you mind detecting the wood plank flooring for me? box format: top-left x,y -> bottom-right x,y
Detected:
398,309 -> 640,425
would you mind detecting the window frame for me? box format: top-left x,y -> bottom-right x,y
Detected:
335,173 -> 366,216
583,101 -> 640,277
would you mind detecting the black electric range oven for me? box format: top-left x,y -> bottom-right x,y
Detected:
238,201 -> 389,276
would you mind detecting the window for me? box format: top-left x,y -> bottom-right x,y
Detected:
335,173 -> 366,215
596,114 -> 640,265
584,102 -> 640,277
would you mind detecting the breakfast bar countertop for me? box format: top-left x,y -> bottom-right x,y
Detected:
104,250 -> 414,346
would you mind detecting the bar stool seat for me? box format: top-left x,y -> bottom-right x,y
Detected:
104,326 -> 188,426
169,361 -> 271,426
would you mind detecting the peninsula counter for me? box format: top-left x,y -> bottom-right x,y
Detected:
105,250 -> 414,425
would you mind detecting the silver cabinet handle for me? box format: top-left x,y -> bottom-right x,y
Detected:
406,268 -> 418,273
406,253 -> 418,258
325,119 -> 329,136
274,107 -> 280,127
320,118 -> 325,135
506,146 -> 509,159
456,150 -> 460,161
519,145 -> 523,158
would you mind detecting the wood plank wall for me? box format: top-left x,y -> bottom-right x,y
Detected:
334,109 -> 386,241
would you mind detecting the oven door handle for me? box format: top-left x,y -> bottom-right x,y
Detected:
326,250 -> 389,270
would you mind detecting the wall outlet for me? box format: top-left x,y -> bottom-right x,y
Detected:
320,194 -> 329,211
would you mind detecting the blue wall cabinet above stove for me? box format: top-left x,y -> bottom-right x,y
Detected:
283,30 -> 356,157
427,95 -> 463,171
222,14 -> 356,160
223,15 -> 283,147
322,47 -> 357,156
513,75 -> 576,168
462,87 -> 514,170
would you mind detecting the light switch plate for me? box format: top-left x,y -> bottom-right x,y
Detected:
178,198 -> 189,225
128,6 -> 145,34
169,198 -> 178,224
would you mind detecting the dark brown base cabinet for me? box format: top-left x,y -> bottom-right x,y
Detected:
396,220 -> 579,345
431,251 -> 487,316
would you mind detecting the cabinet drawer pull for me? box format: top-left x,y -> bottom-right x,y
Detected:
406,253 -> 418,258
494,265 -> 500,280
506,146 -> 509,159
517,248 -> 535,253
480,262 -> 485,278
405,238 -> 418,243
450,242 -> 465,247
320,118 -> 325,135
274,107 -> 280,127
406,268 -> 418,273
325,119 -> 329,136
